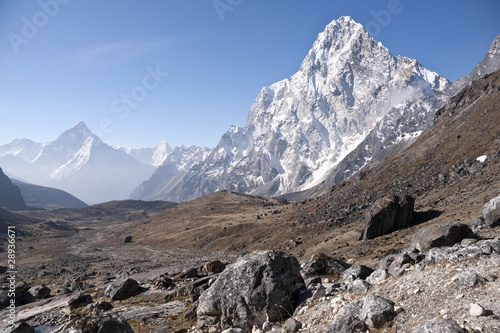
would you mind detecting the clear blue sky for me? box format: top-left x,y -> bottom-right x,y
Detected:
0,0 -> 499,149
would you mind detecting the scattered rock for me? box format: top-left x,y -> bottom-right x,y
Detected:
28,285 -> 51,300
178,267 -> 199,279
342,264 -> 374,281
68,293 -> 93,310
201,260 -> 227,275
87,300 -> 114,312
413,318 -> 466,333
469,216 -> 486,228
457,271 -> 485,289
388,253 -> 415,277
284,317 -> 302,332
197,250 -> 305,332
378,255 -> 396,270
347,279 -> 371,294
221,329 -> 244,333
366,269 -> 389,285
124,236 -> 133,243
326,295 -> 396,332
301,253 -> 350,279
460,238 -> 478,246
104,278 -> 140,301
326,300 -> 366,333
0,290 -> 34,309
410,222 -> 475,252
312,285 -> 326,300
481,195 -> 500,227
470,303 -> 486,317
152,273 -> 176,290
360,295 -> 396,329
61,315 -> 134,333
15,282 -> 30,292
306,276 -> 322,287
358,195 -> 415,241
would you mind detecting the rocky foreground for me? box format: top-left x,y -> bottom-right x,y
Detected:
0,194 -> 499,333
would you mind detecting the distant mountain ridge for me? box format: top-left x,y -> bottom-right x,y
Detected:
0,121 -> 208,204
0,167 -> 28,211
11,179 -> 88,209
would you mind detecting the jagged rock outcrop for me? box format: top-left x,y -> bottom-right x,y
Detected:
358,195 -> 415,241
197,250 -> 305,332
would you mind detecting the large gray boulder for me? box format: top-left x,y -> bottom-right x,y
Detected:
104,278 -> 139,301
481,195 -> 500,227
410,222 -> 475,252
413,318 -> 466,333
197,250 -> 305,332
358,195 -> 415,241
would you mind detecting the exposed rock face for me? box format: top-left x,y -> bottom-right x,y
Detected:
410,222 -> 475,252
197,250 -> 305,332
104,278 -> 140,301
481,195 -> 500,227
358,195 -> 415,241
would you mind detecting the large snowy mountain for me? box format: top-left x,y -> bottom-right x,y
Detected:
134,16 -> 453,202
0,121 -> 189,204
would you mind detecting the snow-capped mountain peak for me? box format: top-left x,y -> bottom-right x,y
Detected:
137,16 -> 452,202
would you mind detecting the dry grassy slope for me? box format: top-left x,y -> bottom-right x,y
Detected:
116,70 -> 500,265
